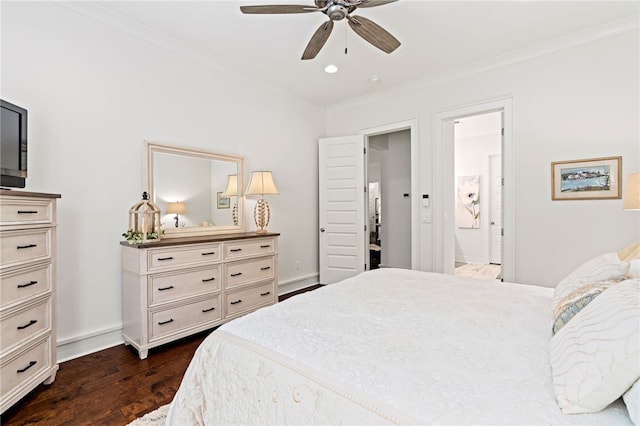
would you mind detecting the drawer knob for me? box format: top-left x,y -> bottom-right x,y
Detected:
230,248 -> 242,252
202,307 -> 216,313
17,361 -> 37,374
230,299 -> 242,305
17,210 -> 39,214
202,277 -> 215,282
157,256 -> 174,261
260,291 -> 271,297
158,318 -> 174,325
17,319 -> 38,330
158,285 -> 174,291
17,244 -> 37,250
230,272 -> 242,277
260,244 -> 271,248
201,251 -> 216,256
17,280 -> 38,289
260,266 -> 271,271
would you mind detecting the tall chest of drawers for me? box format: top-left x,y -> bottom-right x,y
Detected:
0,189 -> 60,414
121,232 -> 279,359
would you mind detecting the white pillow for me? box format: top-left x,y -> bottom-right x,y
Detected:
549,278 -> 640,414
628,259 -> 640,279
624,379 -> 640,425
552,252 -> 630,312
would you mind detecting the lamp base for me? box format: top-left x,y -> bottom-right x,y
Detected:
253,198 -> 271,234
255,228 -> 269,234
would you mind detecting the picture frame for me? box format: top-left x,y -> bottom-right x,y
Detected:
217,191 -> 230,209
551,156 -> 621,200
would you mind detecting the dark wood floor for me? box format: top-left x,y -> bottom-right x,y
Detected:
1,285 -> 322,425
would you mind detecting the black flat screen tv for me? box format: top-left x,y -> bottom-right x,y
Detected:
1,100 -> 28,188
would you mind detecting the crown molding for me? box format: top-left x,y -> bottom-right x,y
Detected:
328,15 -> 640,112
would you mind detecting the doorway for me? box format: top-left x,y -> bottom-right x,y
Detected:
453,112 -> 502,281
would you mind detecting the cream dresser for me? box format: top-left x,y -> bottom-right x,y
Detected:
0,189 -> 60,414
121,232 -> 278,359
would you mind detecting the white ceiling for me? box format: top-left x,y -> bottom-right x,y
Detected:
77,0 -> 639,108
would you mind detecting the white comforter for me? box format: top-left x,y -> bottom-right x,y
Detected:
167,268 -> 631,425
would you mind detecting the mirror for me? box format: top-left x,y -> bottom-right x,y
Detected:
144,141 -> 244,237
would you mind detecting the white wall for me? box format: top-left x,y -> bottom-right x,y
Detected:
2,2 -> 324,360
327,29 -> 640,286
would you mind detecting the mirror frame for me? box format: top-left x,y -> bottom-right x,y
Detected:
144,140 -> 245,238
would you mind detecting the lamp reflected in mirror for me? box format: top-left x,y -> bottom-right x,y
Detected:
245,171 -> 279,233
222,174 -> 239,226
623,173 -> 640,211
167,201 -> 187,227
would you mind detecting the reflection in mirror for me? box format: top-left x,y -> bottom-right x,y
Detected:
144,141 -> 244,237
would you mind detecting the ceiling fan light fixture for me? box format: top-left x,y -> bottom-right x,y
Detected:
325,64 -> 339,73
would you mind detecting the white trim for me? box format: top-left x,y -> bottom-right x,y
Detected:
56,325 -> 123,363
359,119 -> 420,270
278,273 -> 320,296
433,96 -> 514,282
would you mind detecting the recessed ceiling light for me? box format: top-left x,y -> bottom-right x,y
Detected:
369,76 -> 381,84
324,64 -> 338,74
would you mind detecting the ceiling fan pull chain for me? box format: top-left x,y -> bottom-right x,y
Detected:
344,21 -> 348,55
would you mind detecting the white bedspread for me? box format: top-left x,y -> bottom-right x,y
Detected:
167,268 -> 631,425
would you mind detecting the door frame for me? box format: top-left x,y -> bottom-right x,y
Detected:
433,96 -> 514,282
359,119 -> 419,270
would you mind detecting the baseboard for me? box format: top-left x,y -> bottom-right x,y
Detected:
56,325 -> 123,363
278,273 -> 320,296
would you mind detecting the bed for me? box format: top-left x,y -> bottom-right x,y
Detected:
167,254 -> 639,425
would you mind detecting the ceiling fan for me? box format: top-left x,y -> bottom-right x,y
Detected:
240,0 -> 401,60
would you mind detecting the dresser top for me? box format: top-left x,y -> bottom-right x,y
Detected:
0,189 -> 61,198
120,231 -> 280,248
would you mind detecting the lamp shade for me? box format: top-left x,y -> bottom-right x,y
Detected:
245,171 -> 279,196
623,173 -> 640,210
222,174 -> 238,197
167,201 -> 187,215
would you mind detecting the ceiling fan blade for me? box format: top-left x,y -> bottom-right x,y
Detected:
301,20 -> 334,60
357,0 -> 399,8
347,15 -> 400,54
240,5 -> 319,14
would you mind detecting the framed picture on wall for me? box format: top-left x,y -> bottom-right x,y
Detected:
551,156 -> 621,200
217,191 -> 230,209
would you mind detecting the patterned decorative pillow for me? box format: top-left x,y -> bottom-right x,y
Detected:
618,241 -> 640,262
549,279 -> 640,414
552,280 -> 621,334
624,379 -> 640,425
552,252 -> 629,313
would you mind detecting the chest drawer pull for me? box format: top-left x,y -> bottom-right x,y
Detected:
17,244 -> 38,250
17,280 -> 38,289
158,318 -> 174,325
260,266 -> 271,271
260,291 -> 271,297
230,299 -> 242,305
260,244 -> 271,248
201,251 -> 215,256
17,319 -> 38,330
230,272 -> 242,277
230,248 -> 242,252
157,256 -> 174,261
202,277 -> 215,282
158,285 -> 174,291
17,361 -> 37,373
17,210 -> 39,214
201,307 -> 216,313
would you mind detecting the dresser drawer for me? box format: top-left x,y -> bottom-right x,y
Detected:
149,266 -> 220,307
147,243 -> 221,272
225,281 -> 276,318
223,238 -> 276,260
0,229 -> 51,269
149,296 -> 221,341
1,298 -> 51,354
0,263 -> 52,309
0,198 -> 53,226
1,337 -> 51,399
225,256 -> 275,289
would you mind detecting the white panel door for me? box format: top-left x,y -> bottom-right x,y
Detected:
489,154 -> 502,265
319,135 -> 366,284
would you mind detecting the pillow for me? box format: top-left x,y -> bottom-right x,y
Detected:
552,252 -> 629,313
619,241 -> 640,262
624,379 -> 640,425
549,278 -> 640,414
552,279 -> 621,334
629,259 -> 640,279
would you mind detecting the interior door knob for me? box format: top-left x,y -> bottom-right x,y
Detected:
490,221 -> 495,225
320,228 -> 325,232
